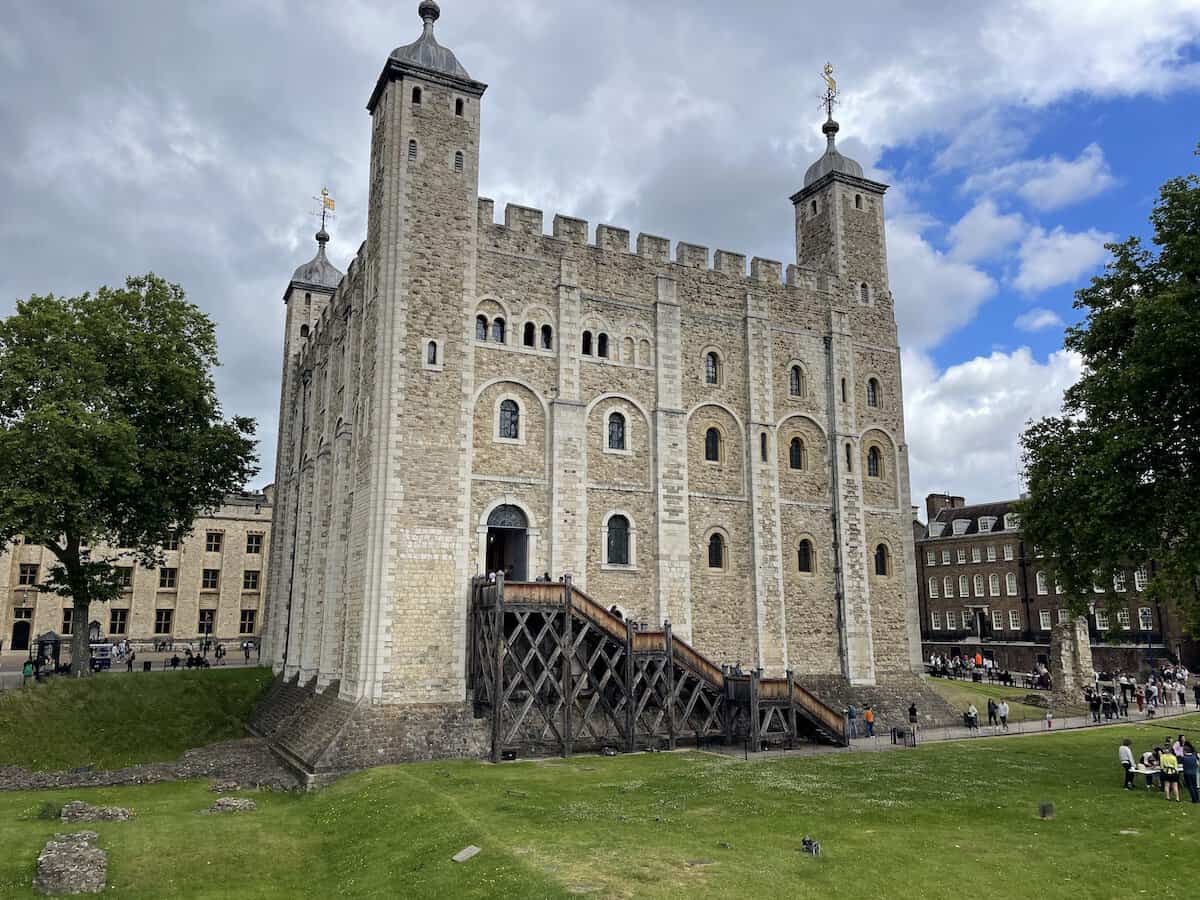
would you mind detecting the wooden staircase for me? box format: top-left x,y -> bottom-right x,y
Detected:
468,576 -> 848,760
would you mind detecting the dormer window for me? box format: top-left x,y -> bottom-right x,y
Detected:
978,516 -> 996,532
951,519 -> 970,536
929,522 -> 945,538
1004,513 -> 1020,530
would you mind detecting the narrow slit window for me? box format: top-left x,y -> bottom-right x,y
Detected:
789,365 -> 804,397
454,151 -> 464,173
707,533 -> 725,570
867,446 -> 881,478
760,432 -> 768,462
845,443 -> 852,471
412,86 -> 422,104
426,341 -> 438,365
798,540 -> 813,573
867,378 -> 880,407
455,98 -> 464,116
841,378 -> 847,402
705,428 -> 720,462
789,437 -> 805,470
408,140 -> 418,162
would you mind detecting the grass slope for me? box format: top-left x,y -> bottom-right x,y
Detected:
1,714 -> 1196,898
0,668 -> 273,771
923,677 -> 1082,722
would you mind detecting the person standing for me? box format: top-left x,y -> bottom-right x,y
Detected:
1193,682 -> 1200,710
908,702 -> 918,735
1160,747 -> 1181,802
1180,743 -> 1199,803
987,698 -> 998,727
1119,739 -> 1136,790
1045,709 -> 1053,730
967,703 -> 979,732
125,649 -> 135,673
997,700 -> 1010,732
864,706 -> 875,738
243,641 -> 252,663
1135,686 -> 1145,712
847,703 -> 859,739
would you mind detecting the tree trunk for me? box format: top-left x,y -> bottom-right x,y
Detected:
70,596 -> 92,677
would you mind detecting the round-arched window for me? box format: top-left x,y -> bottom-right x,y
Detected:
607,515 -> 630,566
789,365 -> 805,397
608,412 -> 626,451
704,352 -> 720,385
498,399 -> 520,440
708,532 -> 726,569
798,539 -> 813,573
491,317 -> 506,344
475,315 -> 488,342
541,324 -> 553,350
789,437 -> 806,470
867,446 -> 882,478
426,341 -> 438,365
874,543 -> 890,576
487,504 -> 527,529
704,427 -> 721,462
523,322 -> 536,347
867,378 -> 880,408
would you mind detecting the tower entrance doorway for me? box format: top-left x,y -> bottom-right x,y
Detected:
485,504 -> 528,582
11,620 -> 30,652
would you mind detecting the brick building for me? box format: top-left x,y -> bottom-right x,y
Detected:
0,491 -> 272,654
262,2 -> 925,759
915,493 -> 1195,673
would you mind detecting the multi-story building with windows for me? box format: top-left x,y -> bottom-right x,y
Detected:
261,3 -> 927,765
915,493 -> 1195,673
0,491 -> 272,653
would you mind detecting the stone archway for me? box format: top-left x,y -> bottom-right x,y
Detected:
485,504 -> 528,582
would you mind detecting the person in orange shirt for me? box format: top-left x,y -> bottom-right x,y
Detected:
975,652 -> 983,668
864,705 -> 875,737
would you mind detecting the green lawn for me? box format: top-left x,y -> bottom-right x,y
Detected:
0,668 -> 273,771
2,714 -> 1197,899
924,676 -> 1084,722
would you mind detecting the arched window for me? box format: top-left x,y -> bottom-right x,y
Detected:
704,352 -> 720,385
597,333 -> 609,358
299,324 -> 309,338
622,336 -> 634,363
523,322 -> 536,347
639,339 -> 652,366
959,575 -> 969,597
989,574 -> 1000,597
607,412 -> 626,450
426,341 -> 438,365
974,574 -> 985,597
867,378 -> 880,407
845,443 -> 852,471
789,437 -> 806,470
582,330 -> 593,356
797,539 -> 813,573
705,428 -> 720,462
455,98 -> 464,117
541,324 -> 553,350
475,315 -> 488,342
867,446 -> 881,478
789,365 -> 805,397
1006,572 -> 1017,596
1036,571 -> 1049,595
874,543 -> 890,576
944,576 -> 954,598
498,399 -> 520,440
928,576 -> 939,599
860,283 -> 870,305
607,515 -> 630,566
408,140 -> 418,162
708,533 -> 726,570
760,432 -> 768,462
304,292 -> 311,306
454,151 -> 464,174
491,317 -> 506,344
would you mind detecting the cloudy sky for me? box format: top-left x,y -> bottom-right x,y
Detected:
2,1 -> 1198,515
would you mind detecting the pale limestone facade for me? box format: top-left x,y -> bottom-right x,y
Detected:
262,3 -> 923,709
1,492 -> 272,652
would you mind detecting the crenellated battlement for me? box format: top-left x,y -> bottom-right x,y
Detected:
476,197 -> 830,290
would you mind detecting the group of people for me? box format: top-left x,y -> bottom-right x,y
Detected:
965,699 -> 1012,732
927,653 -> 1048,689
1119,736 -> 1199,802
1084,685 -> 1127,722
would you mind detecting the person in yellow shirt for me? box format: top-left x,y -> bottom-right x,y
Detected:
1160,748 -> 1181,801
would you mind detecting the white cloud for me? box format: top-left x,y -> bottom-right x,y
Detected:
948,198 -> 1026,263
1014,225 -> 1115,293
903,347 -> 1084,508
887,213 -> 997,350
962,144 -> 1117,211
1014,308 -> 1065,332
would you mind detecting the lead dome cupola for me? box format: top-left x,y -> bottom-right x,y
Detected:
802,117 -> 864,187
389,1 -> 472,81
291,228 -> 343,289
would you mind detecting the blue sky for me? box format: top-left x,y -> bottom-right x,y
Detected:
1,1 -> 1198,507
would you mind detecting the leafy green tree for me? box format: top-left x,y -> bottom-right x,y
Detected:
1019,147 -> 1199,636
0,274 -> 257,674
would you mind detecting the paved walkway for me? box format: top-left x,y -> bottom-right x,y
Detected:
0,652 -> 263,692
710,706 -> 1200,762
